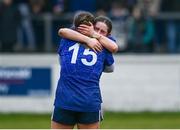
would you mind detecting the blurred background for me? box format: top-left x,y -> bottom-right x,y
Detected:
0,0 -> 180,129
0,0 -> 179,53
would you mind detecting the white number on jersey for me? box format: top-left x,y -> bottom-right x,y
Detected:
68,43 -> 97,66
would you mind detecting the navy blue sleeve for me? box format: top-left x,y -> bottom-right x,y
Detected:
104,50 -> 114,66
107,35 -> 116,42
103,35 -> 116,66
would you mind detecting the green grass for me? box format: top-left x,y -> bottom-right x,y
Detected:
102,112 -> 180,129
0,112 -> 180,129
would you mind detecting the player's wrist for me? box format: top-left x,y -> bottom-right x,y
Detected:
86,37 -> 93,46
92,32 -> 101,40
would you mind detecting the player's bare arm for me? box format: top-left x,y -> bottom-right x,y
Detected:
58,28 -> 102,53
78,23 -> 118,53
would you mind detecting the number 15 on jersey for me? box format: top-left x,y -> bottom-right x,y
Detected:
68,43 -> 97,66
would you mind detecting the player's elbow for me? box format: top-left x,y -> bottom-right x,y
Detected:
112,45 -> 118,53
58,28 -> 66,37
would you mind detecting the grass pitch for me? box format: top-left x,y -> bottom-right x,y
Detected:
0,112 -> 180,129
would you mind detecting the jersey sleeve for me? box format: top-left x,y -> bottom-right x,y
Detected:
108,35 -> 116,42
104,50 -> 114,66
58,38 -> 69,54
103,35 -> 116,66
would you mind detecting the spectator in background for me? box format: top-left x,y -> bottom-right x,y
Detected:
52,0 -> 64,14
29,0 -> 46,51
138,0 -> 161,16
109,0 -> 129,20
0,0 -> 21,52
126,0 -> 137,13
160,0 -> 180,53
108,0 -> 129,51
127,7 -> 155,53
137,0 -> 165,53
16,2 -> 36,52
51,0 -> 71,51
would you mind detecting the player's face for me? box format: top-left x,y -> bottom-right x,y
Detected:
94,22 -> 108,36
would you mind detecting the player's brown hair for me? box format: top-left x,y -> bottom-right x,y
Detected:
73,11 -> 95,28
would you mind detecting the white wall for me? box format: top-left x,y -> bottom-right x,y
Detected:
101,55 -> 180,112
0,54 -> 180,113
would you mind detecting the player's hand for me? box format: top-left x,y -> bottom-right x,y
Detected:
77,22 -> 95,37
86,38 -> 103,53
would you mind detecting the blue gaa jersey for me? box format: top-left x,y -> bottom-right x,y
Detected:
54,37 -> 115,112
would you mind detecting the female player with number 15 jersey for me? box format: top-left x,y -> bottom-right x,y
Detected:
51,11 -> 118,129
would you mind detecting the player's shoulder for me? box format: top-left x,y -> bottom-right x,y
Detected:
60,37 -> 71,42
60,37 -> 76,46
